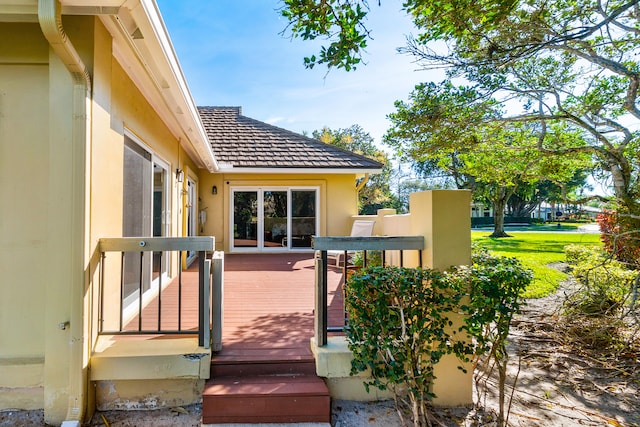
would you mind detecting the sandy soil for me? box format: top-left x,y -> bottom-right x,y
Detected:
3,267 -> 638,426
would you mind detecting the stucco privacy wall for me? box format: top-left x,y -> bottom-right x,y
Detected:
199,173 -> 357,252
0,23 -> 50,410
313,190 -> 474,406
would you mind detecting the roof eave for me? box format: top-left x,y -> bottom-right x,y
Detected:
216,167 -> 382,175
64,0 -> 219,172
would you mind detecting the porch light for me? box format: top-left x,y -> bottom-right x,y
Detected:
176,168 -> 184,183
212,185 -> 217,195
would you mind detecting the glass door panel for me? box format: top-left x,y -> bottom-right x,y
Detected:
152,163 -> 168,280
122,137 -> 152,305
233,191 -> 258,248
263,191 -> 288,248
291,190 -> 316,248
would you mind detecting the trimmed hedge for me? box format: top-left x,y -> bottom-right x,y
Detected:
471,216 -> 533,227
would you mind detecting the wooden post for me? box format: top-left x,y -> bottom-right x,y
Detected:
211,252 -> 224,352
198,251 -> 205,347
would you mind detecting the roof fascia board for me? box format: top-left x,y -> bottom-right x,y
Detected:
133,0 -> 218,171
217,167 -> 382,175
99,1 -> 217,172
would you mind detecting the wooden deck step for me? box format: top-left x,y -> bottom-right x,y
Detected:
211,346 -> 317,377
202,374 -> 330,424
211,358 -> 317,377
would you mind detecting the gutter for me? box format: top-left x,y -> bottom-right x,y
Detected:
38,0 -> 91,422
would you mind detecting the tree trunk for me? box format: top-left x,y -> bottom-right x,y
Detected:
490,189 -> 512,238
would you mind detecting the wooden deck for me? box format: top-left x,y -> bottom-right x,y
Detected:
218,253 -> 345,360
205,253 -> 341,424
125,252 -> 346,347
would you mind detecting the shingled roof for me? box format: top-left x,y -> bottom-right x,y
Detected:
198,106 -> 383,172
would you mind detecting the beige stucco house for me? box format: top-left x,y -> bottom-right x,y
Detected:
0,0 -> 381,424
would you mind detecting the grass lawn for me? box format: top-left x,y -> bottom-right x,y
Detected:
471,231 -> 602,298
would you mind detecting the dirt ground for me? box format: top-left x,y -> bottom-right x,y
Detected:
3,267 -> 639,426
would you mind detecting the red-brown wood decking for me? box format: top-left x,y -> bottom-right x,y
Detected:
205,253 -> 343,424
217,253 -> 345,359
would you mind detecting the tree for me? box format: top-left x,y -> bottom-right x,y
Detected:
313,125 -> 396,214
385,82 -> 591,237
506,171 -> 591,218
281,0 -> 640,227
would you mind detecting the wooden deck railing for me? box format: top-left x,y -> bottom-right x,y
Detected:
97,237 -> 221,349
312,236 -> 424,346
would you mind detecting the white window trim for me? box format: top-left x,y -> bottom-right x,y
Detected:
229,186 -> 319,253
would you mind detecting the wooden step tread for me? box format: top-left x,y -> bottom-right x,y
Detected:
212,346 -> 314,360
202,374 -> 331,424
211,360 -> 317,377
203,374 -> 329,397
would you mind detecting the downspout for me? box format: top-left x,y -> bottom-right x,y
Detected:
356,173 -> 370,193
38,0 -> 92,422
355,173 -> 370,214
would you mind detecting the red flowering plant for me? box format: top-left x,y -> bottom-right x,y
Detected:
597,210 -> 640,270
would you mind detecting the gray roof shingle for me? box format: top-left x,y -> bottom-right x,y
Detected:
198,106 -> 383,171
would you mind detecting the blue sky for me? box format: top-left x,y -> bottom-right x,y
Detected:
155,1 -> 443,147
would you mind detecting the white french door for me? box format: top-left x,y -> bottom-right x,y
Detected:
230,187 -> 318,252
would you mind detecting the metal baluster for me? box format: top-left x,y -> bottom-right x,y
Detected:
315,251 -> 328,346
157,251 -> 162,332
178,250 -> 182,331
99,251 -> 106,334
138,251 -> 143,331
120,251 -> 125,332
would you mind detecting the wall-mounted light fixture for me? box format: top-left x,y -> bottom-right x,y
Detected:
176,168 -> 184,183
212,185 -> 218,195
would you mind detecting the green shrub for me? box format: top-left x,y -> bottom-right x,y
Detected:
346,266 -> 472,426
345,251 -> 532,426
564,245 -> 636,316
452,249 -> 532,426
350,250 -> 383,267
564,244 -> 604,266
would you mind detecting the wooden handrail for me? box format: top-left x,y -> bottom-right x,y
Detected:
99,236 -> 214,252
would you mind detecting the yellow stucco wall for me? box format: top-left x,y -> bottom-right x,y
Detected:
0,23 -> 49,359
198,173 -> 358,252
89,20 -> 197,333
0,23 -> 51,410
